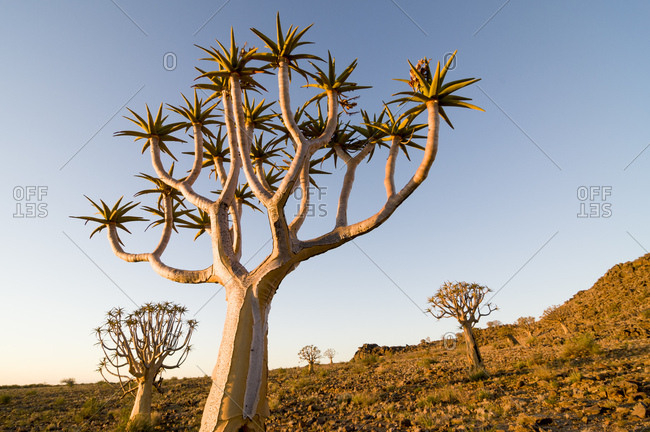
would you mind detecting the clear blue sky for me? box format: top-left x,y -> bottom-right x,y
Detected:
1,1 -> 649,385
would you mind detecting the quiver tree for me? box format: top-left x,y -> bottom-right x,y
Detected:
74,13 -> 482,432
95,302 -> 196,425
323,348 -> 336,364
298,345 -> 321,373
427,281 -> 497,371
516,316 -> 537,344
542,305 -> 571,335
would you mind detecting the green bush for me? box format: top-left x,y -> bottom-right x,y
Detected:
336,392 -> 353,405
415,413 -> 436,428
567,371 -> 583,383
350,391 -> 377,406
468,368 -> 489,381
475,389 -> 493,401
359,354 -> 379,366
561,333 -> 602,358
0,394 -> 11,405
60,377 -> 76,386
112,407 -> 155,432
74,397 -> 102,422
416,388 -> 459,407
125,415 -> 154,432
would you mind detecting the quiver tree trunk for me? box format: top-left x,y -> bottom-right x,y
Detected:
461,324 -> 484,370
308,362 -> 314,374
130,374 -> 154,423
559,322 -> 570,335
200,287 -> 272,432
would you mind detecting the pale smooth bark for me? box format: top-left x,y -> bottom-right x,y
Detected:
288,163 -> 311,234
230,77 -> 272,204
130,375 -> 154,422
200,286 -> 271,432
384,138 -> 400,198
559,322 -> 570,335
461,324 -> 484,370
334,143 -> 374,228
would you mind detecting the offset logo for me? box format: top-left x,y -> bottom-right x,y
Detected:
294,186 -> 328,218
577,186 -> 612,218
13,186 -> 48,218
442,332 -> 457,350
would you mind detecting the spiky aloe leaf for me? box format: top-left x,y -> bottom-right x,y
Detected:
250,13 -> 322,80
391,51 -> 483,128
303,52 -> 370,109
115,104 -> 186,160
71,196 -> 147,243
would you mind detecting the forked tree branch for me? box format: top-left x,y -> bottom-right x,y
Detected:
334,142 -> 375,228
230,77 -> 273,204
148,137 -> 214,211
185,124 -> 205,185
107,221 -> 218,284
384,137 -> 400,198
295,100 -> 440,260
288,163 -> 311,235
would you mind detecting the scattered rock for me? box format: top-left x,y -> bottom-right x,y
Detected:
632,402 -> 647,419
583,405 -> 603,416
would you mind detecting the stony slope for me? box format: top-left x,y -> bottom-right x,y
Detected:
549,253 -> 650,338
1,338 -> 649,431
2,254 -> 650,431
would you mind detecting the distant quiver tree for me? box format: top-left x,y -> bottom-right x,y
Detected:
427,281 -> 496,370
323,348 -> 336,364
96,302 -> 197,425
298,345 -> 321,373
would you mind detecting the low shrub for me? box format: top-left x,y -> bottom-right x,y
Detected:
336,392 -> 353,405
125,415 -> 154,432
60,378 -> 76,387
561,333 -> 602,358
567,371 -> 583,383
74,397 -> 101,422
359,355 -> 379,366
350,391 -> 377,406
469,368 -> 489,381
416,388 -> 459,407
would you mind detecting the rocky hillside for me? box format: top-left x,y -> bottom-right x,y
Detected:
1,337 -> 649,431
547,253 -> 650,338
2,254 -> 650,431
463,253 -> 650,349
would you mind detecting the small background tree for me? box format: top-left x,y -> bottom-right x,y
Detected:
486,320 -> 502,328
542,305 -> 571,335
96,302 -> 197,425
323,348 -> 336,364
298,345 -> 321,373
427,281 -> 497,371
60,378 -> 76,387
516,316 -> 537,345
